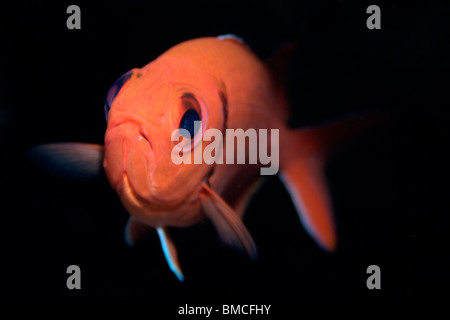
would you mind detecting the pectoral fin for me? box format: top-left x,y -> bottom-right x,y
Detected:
27,143 -> 104,181
157,227 -> 184,282
200,182 -> 257,260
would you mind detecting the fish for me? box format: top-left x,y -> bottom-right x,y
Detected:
29,35 -> 383,281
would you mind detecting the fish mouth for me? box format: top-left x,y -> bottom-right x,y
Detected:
138,130 -> 153,150
120,173 -> 142,208
104,121 -> 213,224
118,173 -> 172,226
119,173 -> 159,209
118,170 -> 207,227
119,169 -> 207,211
104,121 -> 154,190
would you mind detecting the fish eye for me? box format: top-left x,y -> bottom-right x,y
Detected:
104,69 -> 134,120
179,109 -> 200,137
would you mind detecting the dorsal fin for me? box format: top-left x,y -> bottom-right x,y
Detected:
217,34 -> 248,48
266,42 -> 296,89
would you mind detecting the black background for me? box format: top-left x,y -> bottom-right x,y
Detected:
1,0 -> 450,303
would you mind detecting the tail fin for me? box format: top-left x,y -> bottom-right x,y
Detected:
280,158 -> 336,251
280,114 -> 387,251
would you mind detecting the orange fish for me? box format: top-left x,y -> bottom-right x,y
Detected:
30,35 -> 379,281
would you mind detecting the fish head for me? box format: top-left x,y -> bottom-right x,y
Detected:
103,59 -> 227,228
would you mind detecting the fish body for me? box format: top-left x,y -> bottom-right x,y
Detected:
104,37 -> 285,229
30,35 -> 381,281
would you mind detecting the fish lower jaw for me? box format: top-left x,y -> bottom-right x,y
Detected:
116,169 -> 212,228
118,174 -> 161,210
119,175 -> 205,227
